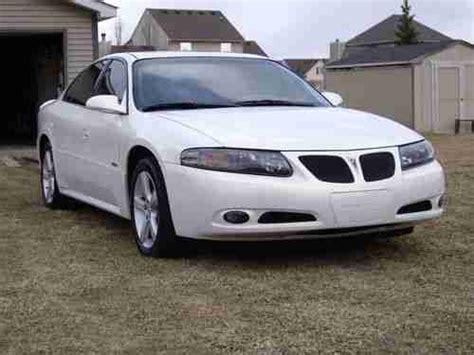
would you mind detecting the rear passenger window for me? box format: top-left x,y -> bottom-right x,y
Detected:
95,60 -> 127,103
63,61 -> 106,106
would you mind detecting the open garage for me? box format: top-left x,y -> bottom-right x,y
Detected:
0,0 -> 116,144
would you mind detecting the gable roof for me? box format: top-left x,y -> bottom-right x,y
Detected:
326,41 -> 472,69
284,59 -> 324,76
347,15 -> 452,47
68,0 -> 117,20
147,9 -> 245,42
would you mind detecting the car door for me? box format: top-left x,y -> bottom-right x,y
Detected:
79,59 -> 128,207
54,61 -> 108,194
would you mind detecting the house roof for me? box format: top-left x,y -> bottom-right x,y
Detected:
284,59 -> 324,76
244,41 -> 267,57
68,0 -> 117,20
347,15 -> 452,47
147,9 -> 245,42
326,41 -> 469,69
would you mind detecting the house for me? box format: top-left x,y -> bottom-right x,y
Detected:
325,15 -> 474,133
128,9 -> 246,53
285,59 -> 327,89
0,0 -> 116,143
244,41 -> 268,57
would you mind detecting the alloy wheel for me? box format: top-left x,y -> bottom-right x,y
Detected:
42,150 -> 56,204
133,171 -> 160,249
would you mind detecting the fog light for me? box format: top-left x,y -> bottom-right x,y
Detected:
223,211 -> 250,224
438,195 -> 447,208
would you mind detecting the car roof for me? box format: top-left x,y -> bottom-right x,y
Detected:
101,51 -> 267,62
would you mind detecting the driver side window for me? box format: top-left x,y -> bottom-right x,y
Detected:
63,61 -> 107,106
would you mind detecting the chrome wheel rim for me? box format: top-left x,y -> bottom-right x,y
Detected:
133,171 -> 159,249
42,150 -> 56,204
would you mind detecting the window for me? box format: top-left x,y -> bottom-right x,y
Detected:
133,58 -> 331,111
180,42 -> 192,51
221,43 -> 232,53
315,67 -> 320,75
95,60 -> 127,103
63,61 -> 107,106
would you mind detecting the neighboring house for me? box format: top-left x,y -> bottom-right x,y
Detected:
285,59 -> 327,89
0,0 -> 116,143
244,41 -> 268,57
128,9 -> 246,53
325,15 -> 474,133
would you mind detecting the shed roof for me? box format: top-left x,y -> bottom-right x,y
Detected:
347,15 -> 452,47
147,9 -> 245,42
327,41 -> 457,68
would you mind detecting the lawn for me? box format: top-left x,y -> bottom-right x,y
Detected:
1,135 -> 473,354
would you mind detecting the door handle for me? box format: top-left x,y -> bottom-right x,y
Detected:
83,130 -> 91,140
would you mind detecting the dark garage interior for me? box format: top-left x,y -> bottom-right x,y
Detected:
0,33 -> 64,145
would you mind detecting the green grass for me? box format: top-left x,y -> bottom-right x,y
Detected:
1,136 -> 473,354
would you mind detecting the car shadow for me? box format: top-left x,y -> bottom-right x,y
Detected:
68,201 -> 420,268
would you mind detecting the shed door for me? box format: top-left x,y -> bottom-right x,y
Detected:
465,64 -> 474,120
437,67 -> 460,133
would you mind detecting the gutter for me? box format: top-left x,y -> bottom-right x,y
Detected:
68,0 -> 117,20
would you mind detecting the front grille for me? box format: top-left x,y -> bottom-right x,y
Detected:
299,156 -> 354,183
360,152 -> 395,182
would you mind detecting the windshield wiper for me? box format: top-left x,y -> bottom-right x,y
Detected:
142,102 -> 237,112
235,99 -> 317,107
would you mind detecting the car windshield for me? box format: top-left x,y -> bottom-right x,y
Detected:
133,57 -> 331,112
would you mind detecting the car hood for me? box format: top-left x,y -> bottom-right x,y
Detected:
156,107 -> 423,151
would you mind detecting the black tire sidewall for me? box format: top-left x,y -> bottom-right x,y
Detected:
130,158 -> 178,257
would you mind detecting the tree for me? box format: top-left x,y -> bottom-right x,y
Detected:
395,0 -> 419,45
115,16 -> 123,45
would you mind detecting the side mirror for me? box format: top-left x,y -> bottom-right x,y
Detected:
322,92 -> 344,107
86,95 -> 126,114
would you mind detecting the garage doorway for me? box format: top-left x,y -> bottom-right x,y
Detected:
0,33 -> 64,145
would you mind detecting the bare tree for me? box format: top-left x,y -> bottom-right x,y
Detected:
115,16 -> 123,45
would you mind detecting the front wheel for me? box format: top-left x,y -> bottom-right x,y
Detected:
130,158 -> 181,257
40,143 -> 66,209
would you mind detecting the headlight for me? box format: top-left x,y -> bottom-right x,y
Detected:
180,148 -> 293,177
399,140 -> 435,170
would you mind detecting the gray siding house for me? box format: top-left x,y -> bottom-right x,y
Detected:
326,15 -> 474,133
128,9 -> 249,54
0,0 -> 116,143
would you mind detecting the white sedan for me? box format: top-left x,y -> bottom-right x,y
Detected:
38,52 -> 446,257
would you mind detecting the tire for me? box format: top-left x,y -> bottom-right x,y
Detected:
130,157 -> 181,257
40,143 -> 66,209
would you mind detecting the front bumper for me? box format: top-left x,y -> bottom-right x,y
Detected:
164,147 -> 445,241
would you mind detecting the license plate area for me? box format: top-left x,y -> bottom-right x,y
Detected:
331,190 -> 391,226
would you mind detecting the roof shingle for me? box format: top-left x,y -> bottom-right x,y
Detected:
347,15 -> 452,47
148,9 -> 244,42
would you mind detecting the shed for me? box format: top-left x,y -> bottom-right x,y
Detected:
326,15 -> 474,133
0,0 -> 116,143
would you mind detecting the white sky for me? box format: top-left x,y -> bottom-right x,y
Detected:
99,0 -> 474,59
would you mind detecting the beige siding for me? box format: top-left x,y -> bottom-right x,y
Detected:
0,0 -> 95,83
325,66 -> 414,127
129,12 -> 169,49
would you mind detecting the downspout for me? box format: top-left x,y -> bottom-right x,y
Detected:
92,12 -> 99,59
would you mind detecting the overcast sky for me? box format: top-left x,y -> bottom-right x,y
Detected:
99,0 -> 474,59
